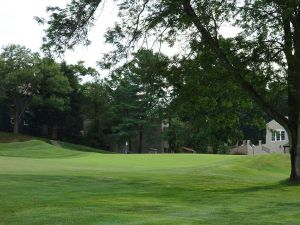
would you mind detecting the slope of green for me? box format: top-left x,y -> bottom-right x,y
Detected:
0,141 -> 299,225
0,140 -> 87,158
0,132 -> 112,156
58,141 -> 113,154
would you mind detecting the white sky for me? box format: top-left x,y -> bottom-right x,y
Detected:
0,0 -> 118,79
0,0 -> 239,80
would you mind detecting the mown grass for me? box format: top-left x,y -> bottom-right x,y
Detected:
0,139 -> 299,224
58,141 -> 113,154
0,132 -> 111,157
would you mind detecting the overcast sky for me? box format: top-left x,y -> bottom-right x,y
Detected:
0,0 -> 238,79
0,0 -> 118,74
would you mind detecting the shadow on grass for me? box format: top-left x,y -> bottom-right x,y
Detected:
196,178 -> 300,197
1,173 -> 296,200
58,141 -> 114,154
280,178 -> 300,186
2,174 -> 300,225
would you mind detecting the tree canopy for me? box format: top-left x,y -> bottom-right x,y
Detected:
0,45 -> 40,134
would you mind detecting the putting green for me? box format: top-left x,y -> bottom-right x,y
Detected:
0,140 -> 299,225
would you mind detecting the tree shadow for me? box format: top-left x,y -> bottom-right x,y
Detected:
205,179 -> 300,195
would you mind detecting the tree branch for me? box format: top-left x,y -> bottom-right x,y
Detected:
182,0 -> 290,131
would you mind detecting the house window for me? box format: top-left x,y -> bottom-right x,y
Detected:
281,131 -> 285,141
271,130 -> 286,142
276,131 -> 280,141
272,132 -> 275,141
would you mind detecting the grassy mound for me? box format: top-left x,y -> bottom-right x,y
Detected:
0,140 -> 87,158
0,132 -> 112,157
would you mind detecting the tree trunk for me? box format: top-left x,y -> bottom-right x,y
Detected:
13,118 -> 19,134
289,15 -> 300,182
138,128 -> 143,154
288,109 -> 300,182
13,104 -> 19,134
51,125 -> 58,140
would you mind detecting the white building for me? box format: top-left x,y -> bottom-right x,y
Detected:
264,119 -> 289,153
231,119 -> 289,155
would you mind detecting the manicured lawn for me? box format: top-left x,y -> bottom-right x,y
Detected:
0,140 -> 299,224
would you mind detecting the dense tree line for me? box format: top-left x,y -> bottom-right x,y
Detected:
0,44 -> 267,153
0,44 -> 97,146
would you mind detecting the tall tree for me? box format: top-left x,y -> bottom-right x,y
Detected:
32,58 -> 72,139
0,44 -> 40,134
41,1 -> 300,181
107,74 -> 145,152
107,49 -> 169,153
59,61 -> 98,142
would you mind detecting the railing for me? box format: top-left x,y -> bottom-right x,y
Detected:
262,146 -> 271,153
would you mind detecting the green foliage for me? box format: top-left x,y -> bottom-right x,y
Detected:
58,62 -> 89,141
0,43 -> 102,144
39,1 -> 292,123
35,0 -> 103,55
39,0 -> 281,151
28,58 -> 74,140
165,46 -> 266,151
162,118 -> 190,152
0,44 -> 40,100
32,58 -> 72,111
68,61 -> 99,78
0,44 -> 40,133
81,81 -> 110,147
108,69 -> 147,143
0,42 -> 268,152
106,49 -> 170,150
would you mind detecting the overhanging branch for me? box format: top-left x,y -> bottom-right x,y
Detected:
182,0 -> 290,131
